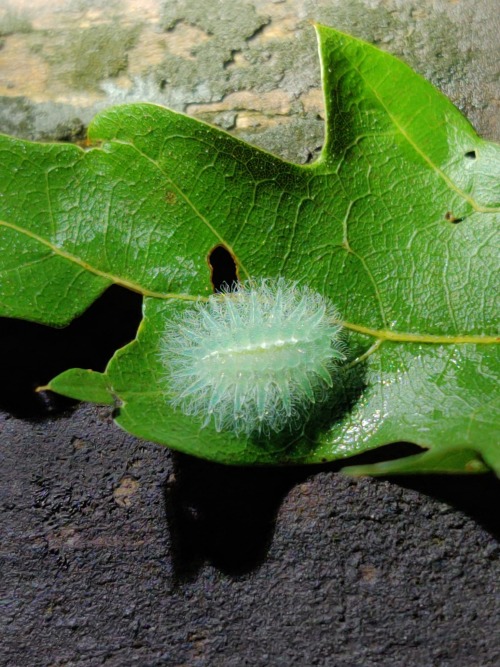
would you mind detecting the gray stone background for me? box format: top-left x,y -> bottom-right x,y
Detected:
1,1 -> 499,665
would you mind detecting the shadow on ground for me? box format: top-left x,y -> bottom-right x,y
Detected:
0,285 -> 142,417
163,450 -> 500,579
163,454 -> 312,579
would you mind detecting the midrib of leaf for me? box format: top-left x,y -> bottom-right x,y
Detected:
349,62 -> 499,214
2,216 -> 497,345
342,321 -> 499,345
4,108 -> 499,347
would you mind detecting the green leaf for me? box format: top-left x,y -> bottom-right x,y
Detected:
1,25 -> 498,473
42,368 -> 115,405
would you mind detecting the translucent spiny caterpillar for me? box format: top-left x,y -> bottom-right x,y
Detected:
164,277 -> 346,438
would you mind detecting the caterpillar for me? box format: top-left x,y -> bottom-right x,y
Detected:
163,277 -> 346,438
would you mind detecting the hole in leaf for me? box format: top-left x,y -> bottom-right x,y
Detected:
0,285 -> 142,418
464,150 -> 477,159
208,245 -> 238,293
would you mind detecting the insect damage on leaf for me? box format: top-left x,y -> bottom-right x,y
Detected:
162,277 -> 346,437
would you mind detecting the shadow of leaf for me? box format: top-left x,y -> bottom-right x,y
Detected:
0,285 -> 142,418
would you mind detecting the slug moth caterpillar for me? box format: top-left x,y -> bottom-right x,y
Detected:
164,278 -> 346,437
